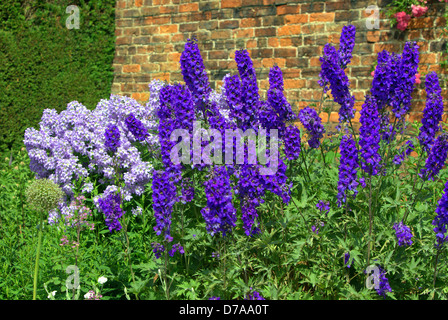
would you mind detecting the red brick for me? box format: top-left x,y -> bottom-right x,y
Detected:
278,25 -> 301,36
159,25 -> 178,33
366,31 -> 379,43
179,3 -> 199,12
221,0 -> 241,8
284,14 -> 309,24
123,64 -> 141,73
277,4 -> 300,15
134,0 -> 143,7
268,37 -> 279,47
310,12 -> 334,22
234,28 -> 254,38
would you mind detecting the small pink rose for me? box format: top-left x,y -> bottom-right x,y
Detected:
415,73 -> 421,84
371,71 -> 375,77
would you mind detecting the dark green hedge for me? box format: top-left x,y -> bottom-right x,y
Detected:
0,0 -> 116,153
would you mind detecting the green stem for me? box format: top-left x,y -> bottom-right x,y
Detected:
33,211 -> 43,300
366,175 -> 374,269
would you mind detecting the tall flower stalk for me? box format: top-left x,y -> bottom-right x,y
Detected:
25,178 -> 64,300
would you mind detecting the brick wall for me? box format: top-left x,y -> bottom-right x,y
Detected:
111,0 -> 448,126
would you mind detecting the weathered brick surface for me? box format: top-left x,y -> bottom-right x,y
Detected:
112,0 -> 448,124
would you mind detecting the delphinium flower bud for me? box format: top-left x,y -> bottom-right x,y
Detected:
180,37 -> 212,116
125,113 -> 149,142
25,178 -> 65,213
201,166 -> 237,237
337,135 -> 360,207
97,192 -> 124,232
433,180 -> 448,247
419,133 -> 448,181
418,72 -> 443,153
393,221 -> 413,246
298,107 -> 325,149
104,124 -> 121,154
283,125 -> 301,161
359,95 -> 381,176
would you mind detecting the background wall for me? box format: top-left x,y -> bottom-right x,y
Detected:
111,0 -> 448,127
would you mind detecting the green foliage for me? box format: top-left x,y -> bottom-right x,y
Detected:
0,0 -> 116,153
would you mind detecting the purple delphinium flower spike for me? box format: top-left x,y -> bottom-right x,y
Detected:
337,135 -> 359,207
180,37 -> 212,116
418,71 -> 443,153
104,124 -> 121,153
283,125 -> 301,161
433,180 -> 448,247
359,95 -> 381,176
125,113 -> 149,142
338,24 -> 356,69
393,221 -> 413,246
419,133 -> 448,181
98,192 -> 124,232
298,106 -> 325,149
201,166 -> 237,237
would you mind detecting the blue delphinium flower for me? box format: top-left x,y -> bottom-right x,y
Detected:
151,242 -> 165,259
375,266 -> 392,298
104,124 -> 121,153
244,288 -> 265,300
169,243 -> 185,257
209,296 -> 221,300
283,125 -> 301,161
201,166 -> 237,237
319,24 -> 356,93
180,37 -> 212,116
152,169 -> 178,242
390,41 -> 419,119
266,65 -> 297,137
98,192 -> 124,232
316,200 -> 330,216
338,24 -> 356,69
393,221 -> 413,246
234,48 -> 260,131
419,133 -> 448,181
359,95 -> 381,176
418,71 -> 443,153
125,113 -> 149,142
319,44 -> 355,123
298,106 -> 325,149
344,252 -> 353,268
337,135 -> 360,207
433,180 -> 448,247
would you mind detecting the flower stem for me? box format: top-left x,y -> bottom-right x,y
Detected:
33,211 -> 43,300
